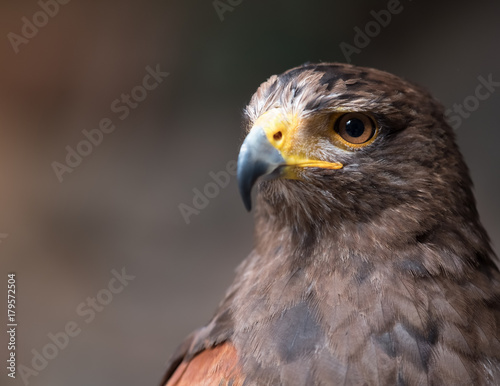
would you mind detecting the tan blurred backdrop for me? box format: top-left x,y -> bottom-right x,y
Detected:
0,0 -> 499,385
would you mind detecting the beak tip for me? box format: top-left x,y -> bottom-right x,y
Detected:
243,197 -> 252,212
237,172 -> 253,212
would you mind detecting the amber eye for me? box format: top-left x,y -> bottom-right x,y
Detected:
335,113 -> 376,145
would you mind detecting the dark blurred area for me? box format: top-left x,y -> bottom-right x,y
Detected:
0,1 -> 499,385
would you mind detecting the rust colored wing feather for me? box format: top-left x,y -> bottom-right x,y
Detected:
163,342 -> 244,386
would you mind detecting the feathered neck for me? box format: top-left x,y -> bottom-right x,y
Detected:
252,178 -> 497,278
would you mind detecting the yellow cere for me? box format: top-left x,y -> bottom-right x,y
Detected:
253,109 -> 343,171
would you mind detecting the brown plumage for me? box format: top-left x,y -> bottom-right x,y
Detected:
162,63 -> 500,385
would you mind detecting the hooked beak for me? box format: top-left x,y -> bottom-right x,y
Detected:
237,126 -> 285,211
237,109 -> 343,211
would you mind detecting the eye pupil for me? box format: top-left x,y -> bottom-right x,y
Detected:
334,112 -> 377,146
345,119 -> 365,138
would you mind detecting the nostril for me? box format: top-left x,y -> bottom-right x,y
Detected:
273,131 -> 283,141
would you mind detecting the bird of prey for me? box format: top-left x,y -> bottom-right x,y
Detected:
162,63 -> 500,385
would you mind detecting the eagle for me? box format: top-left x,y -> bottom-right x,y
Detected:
161,63 -> 500,385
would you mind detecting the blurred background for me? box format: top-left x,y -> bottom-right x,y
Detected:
0,0 -> 499,385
